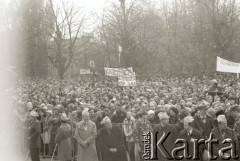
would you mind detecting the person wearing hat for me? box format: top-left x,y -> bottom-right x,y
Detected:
226,105 -> 240,129
122,111 -> 135,161
206,107 -> 218,129
147,110 -> 157,127
152,112 -> 176,161
111,109 -> 126,124
211,115 -> 238,161
55,113 -> 72,161
28,111 -> 41,161
132,111 -> 152,161
174,109 -> 190,132
178,116 -> 204,161
206,79 -> 223,99
193,103 -> 212,139
74,108 -> 98,161
99,116 -> 128,161
233,114 -> 240,148
48,106 -> 61,156
169,106 -> 179,124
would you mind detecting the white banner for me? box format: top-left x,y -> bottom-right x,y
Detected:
80,69 -> 91,75
118,68 -> 134,77
216,57 -> 240,73
104,67 -> 133,76
118,72 -> 136,86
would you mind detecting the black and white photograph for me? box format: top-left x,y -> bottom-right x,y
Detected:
1,0 -> 240,161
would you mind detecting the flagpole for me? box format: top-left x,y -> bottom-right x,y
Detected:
118,45 -> 122,67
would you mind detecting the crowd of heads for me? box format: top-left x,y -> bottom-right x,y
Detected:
8,74 -> 240,137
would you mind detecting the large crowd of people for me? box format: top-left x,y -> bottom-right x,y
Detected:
9,74 -> 240,161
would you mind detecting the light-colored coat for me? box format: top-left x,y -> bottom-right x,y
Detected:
74,120 -> 99,161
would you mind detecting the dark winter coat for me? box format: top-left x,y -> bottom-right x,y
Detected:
178,128 -> 205,161
28,119 -> 41,148
99,126 -> 128,161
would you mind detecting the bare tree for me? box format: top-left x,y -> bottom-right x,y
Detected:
99,0 -> 141,68
197,0 -> 240,58
35,0 -> 89,79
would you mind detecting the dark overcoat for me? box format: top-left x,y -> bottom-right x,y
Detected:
211,127 -> 238,161
28,119 -> 41,148
178,128 -> 205,161
152,124 -> 176,161
99,126 -> 128,161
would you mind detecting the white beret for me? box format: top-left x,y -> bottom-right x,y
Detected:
82,108 -> 89,116
46,110 -> 53,114
183,116 -> 194,123
147,110 -> 155,115
101,116 -> 111,125
30,111 -> 38,117
158,112 -> 169,120
217,115 -> 227,123
212,79 -> 218,83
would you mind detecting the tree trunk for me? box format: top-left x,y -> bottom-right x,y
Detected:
58,67 -> 65,80
106,42 -> 111,67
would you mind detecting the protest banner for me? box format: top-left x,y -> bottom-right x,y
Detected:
104,67 -> 133,76
80,69 -> 91,75
216,57 -> 240,73
104,68 -> 120,76
118,72 -> 136,86
118,68 -> 134,77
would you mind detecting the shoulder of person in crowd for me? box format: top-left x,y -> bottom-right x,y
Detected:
49,115 -> 61,123
76,120 -> 84,126
29,118 -> 40,127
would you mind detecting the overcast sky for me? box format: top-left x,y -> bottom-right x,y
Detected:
76,0 -> 113,13
53,0 -> 115,14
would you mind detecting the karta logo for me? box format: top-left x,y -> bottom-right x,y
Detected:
142,132 -> 239,160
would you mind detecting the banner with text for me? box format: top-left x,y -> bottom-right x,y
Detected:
104,67 -> 133,77
216,57 -> 240,73
118,72 -> 136,86
80,69 -> 91,75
